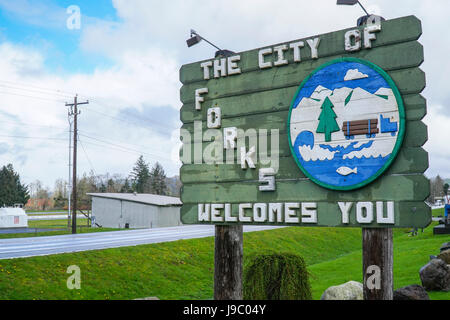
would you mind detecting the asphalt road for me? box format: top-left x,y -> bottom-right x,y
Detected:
0,225 -> 282,260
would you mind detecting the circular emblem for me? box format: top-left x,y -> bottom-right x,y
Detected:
288,58 -> 405,191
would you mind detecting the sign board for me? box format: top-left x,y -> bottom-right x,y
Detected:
179,15 -> 431,228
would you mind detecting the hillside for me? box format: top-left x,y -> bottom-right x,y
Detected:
0,221 -> 448,300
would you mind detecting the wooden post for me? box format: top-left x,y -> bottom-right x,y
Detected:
362,228 -> 393,300
214,225 -> 243,300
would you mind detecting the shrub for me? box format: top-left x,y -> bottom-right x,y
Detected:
243,252 -> 311,300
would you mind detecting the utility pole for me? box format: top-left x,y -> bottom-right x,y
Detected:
67,112 -> 73,229
66,95 -> 89,234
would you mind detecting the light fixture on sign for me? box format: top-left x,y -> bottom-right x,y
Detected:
337,0 -> 370,15
337,0 -> 385,26
186,29 -> 235,58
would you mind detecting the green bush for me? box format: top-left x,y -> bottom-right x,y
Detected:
243,252 -> 312,300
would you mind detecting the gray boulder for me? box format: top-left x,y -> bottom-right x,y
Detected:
438,249 -> 450,264
419,258 -> 450,291
321,281 -> 363,300
393,285 -> 430,300
441,242 -> 450,253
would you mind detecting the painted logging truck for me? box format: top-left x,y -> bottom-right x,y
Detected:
342,115 -> 398,140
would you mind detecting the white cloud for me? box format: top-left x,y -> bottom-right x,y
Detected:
423,104 -> 450,178
80,0 -> 364,64
344,69 -> 369,81
0,41 -> 181,188
0,0 -> 449,189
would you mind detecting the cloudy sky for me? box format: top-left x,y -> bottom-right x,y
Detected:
0,0 -> 447,189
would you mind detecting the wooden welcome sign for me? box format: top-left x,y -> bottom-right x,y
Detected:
179,15 -> 430,229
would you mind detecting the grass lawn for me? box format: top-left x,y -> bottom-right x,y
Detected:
433,207 -> 445,217
27,213 -> 67,216
309,222 -> 450,300
25,210 -> 68,214
0,217 -> 448,300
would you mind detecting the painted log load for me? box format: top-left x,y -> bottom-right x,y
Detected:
342,119 -> 379,139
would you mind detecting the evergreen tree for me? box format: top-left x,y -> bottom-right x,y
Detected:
150,162 -> 167,195
120,178 -> 133,193
99,182 -> 107,193
130,155 -> 150,193
316,97 -> 340,142
107,178 -> 115,192
0,164 -> 30,206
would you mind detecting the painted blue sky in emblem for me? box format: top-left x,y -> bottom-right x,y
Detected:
293,61 -> 390,108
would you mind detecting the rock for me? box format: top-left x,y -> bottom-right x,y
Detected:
419,258 -> 450,291
438,250 -> 450,264
441,242 -> 450,253
430,255 -> 438,261
134,297 -> 159,300
393,285 -> 430,300
321,281 -> 363,300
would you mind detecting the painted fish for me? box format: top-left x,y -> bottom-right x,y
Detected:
336,166 -> 358,176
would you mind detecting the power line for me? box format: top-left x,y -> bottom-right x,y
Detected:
0,83 -> 73,99
89,99 -> 172,130
79,139 -> 151,157
78,135 -> 96,175
78,129 -> 159,155
0,119 -> 67,130
78,133 -> 172,161
0,90 -> 66,103
0,133 -> 67,141
84,106 -> 172,136
0,79 -> 76,97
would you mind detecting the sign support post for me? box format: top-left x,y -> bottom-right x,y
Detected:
214,225 -> 243,300
362,228 -> 393,300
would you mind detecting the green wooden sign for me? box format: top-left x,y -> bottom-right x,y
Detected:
179,15 -> 431,228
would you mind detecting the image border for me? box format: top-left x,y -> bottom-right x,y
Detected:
287,57 -> 406,191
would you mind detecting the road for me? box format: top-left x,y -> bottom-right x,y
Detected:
0,225 -> 282,260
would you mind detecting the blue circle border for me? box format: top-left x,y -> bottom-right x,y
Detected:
287,57 -> 406,191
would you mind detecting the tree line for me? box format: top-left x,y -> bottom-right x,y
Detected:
49,156 -> 180,210
0,156 -> 180,211
428,175 -> 449,204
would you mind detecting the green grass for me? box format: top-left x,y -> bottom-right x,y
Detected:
0,219 -> 121,240
27,213 -> 68,216
28,218 -> 88,229
433,207 -> 445,217
309,222 -> 450,300
25,209 -> 68,213
0,219 -> 448,300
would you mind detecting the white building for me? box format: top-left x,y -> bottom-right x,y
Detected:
0,207 -> 28,228
88,193 -> 182,229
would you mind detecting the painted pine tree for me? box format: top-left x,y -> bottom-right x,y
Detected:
316,96 -> 340,142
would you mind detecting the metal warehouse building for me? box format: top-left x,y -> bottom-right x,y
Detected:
88,193 -> 182,229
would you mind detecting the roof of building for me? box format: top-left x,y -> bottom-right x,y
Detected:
0,207 -> 26,216
87,193 -> 182,207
